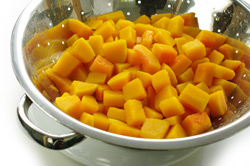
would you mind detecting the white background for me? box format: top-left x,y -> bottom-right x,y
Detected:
1,0 -> 250,165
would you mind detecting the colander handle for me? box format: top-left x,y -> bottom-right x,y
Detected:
17,94 -> 85,150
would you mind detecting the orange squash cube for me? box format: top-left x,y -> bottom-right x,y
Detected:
154,86 -> 178,111
208,50 -> 224,64
103,90 -> 124,107
152,70 -> 171,93
108,119 -> 141,137
93,113 -> 110,131
140,119 -> 169,139
171,54 -> 192,76
89,55 -> 114,78
97,10 -> 125,23
80,112 -> 94,126
166,123 -> 187,139
93,20 -> 116,41
166,15 -> 184,38
122,78 -> 147,101
190,57 -> 209,72
183,26 -> 200,38
135,71 -> 152,88
140,30 -> 154,49
180,12 -> 198,27
194,62 -> 216,87
103,39 -> 127,63
144,106 -> 163,119
82,95 -> 99,114
177,67 -> 194,83
119,26 -> 136,48
107,71 -> 131,90
214,64 -> 235,80
66,34 -> 79,46
85,19 -> 103,30
46,68 -> 72,94
196,30 -> 216,48
152,17 -> 170,29
218,44 -> 234,60
221,60 -> 241,71
69,80 -> 97,98
114,63 -> 131,74
69,64 -> 88,82
182,39 -> 206,61
95,84 -> 111,101
209,90 -> 228,117
86,72 -> 107,84
116,19 -> 135,30
195,82 -> 210,94
107,107 -> 126,122
52,51 -> 81,77
55,95 -> 83,119
134,14 -> 151,24
68,19 -> 93,39
88,35 -> 104,56
159,96 -> 185,118
164,116 -> 183,126
126,48 -> 141,66
161,64 -> 178,86
152,43 -> 177,65
134,23 -> 155,37
181,112 -> 212,136
124,99 -> 146,127
151,13 -> 173,23
70,38 -> 96,63
153,30 -> 175,47
133,44 -> 161,74
213,78 -> 237,97
179,83 -> 210,112
176,82 -> 192,95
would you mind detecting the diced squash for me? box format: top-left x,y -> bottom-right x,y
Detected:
152,43 -> 177,65
107,71 -> 131,90
114,63 -> 131,74
81,95 -> 99,114
147,85 -> 157,109
140,119 -> 169,139
70,38 -> 96,63
126,48 -> 142,66
134,14 -> 151,24
108,119 -> 141,137
214,64 -> 235,80
85,19 -> 103,30
122,66 -> 140,79
119,26 -> 136,48
97,10 -> 125,23
151,13 -> 173,23
103,39 -> 127,63
86,72 -> 107,84
68,19 -> 93,39
93,20 -> 116,40
152,70 -> 171,93
68,64 -> 88,82
124,99 -> 146,127
164,116 -> 183,126
116,19 -> 135,30
134,23 -> 155,37
213,78 -> 237,97
154,86 -> 178,111
179,83 -> 210,112
89,55 -> 114,78
176,82 -> 192,95
80,112 -> 94,126
182,39 -> 206,61
122,78 -> 147,101
95,84 -> 111,101
166,123 -> 187,139
46,68 -> 72,94
196,30 -> 216,48
161,63 -> 178,86
196,82 -> 210,94
175,37 -> 189,54
159,96 -> 185,118
208,50 -> 224,64
178,67 -> 194,83
221,60 -> 241,71
180,12 -> 198,27
140,30 -> 154,48
67,34 -> 79,46
171,54 -> 192,76
88,35 -> 104,56
135,71 -> 152,88
194,62 -> 216,86
213,33 -> 227,49
181,112 -> 212,136
152,17 -> 170,29
209,90 -> 228,117
166,15 -> 184,38
55,95 -> 83,119
183,26 -> 200,38
190,57 -> 209,72
153,29 -> 175,47
144,106 -> 163,119
93,112 -> 110,131
218,44 -> 234,60
103,89 -> 124,108
107,107 -> 126,122
52,51 -> 81,77
133,44 -> 161,74
69,80 -> 97,98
